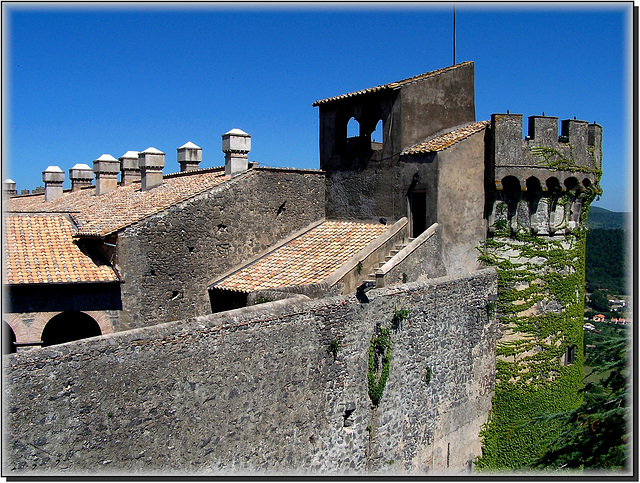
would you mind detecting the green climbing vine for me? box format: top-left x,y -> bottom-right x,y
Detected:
475,226 -> 588,470
367,308 -> 409,406
530,145 -> 602,177
368,324 -> 393,406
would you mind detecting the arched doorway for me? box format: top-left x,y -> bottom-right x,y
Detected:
41,311 -> 102,347
3,321 -> 16,354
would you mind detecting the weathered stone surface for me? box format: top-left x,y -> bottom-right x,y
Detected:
116,168 -> 325,331
3,269 -> 498,476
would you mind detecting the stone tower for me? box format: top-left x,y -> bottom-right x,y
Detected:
476,113 -> 603,468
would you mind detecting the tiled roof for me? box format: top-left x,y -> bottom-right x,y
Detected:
4,215 -> 120,285
401,121 -> 489,155
212,221 -> 389,293
312,62 -> 473,106
6,168 -> 229,237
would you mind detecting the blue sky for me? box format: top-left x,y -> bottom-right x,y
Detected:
3,2 -> 634,212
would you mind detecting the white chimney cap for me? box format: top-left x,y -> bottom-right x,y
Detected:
140,147 -> 164,154
121,151 -> 139,158
96,154 -> 118,162
71,163 -> 92,170
44,166 -> 64,173
178,141 -> 201,149
4,178 -> 15,183
223,128 -> 249,136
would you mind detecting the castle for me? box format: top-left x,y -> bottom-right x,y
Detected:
3,62 -> 601,474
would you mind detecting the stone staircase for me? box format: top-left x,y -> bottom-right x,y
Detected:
362,238 -> 415,286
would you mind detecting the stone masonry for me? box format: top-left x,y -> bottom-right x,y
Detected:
3,269 -> 498,475
115,167 -> 325,331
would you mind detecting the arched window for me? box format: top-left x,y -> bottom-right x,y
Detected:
41,311 -> 102,347
564,177 -> 579,191
546,177 -> 562,192
371,119 -> 383,143
3,321 -> 16,354
347,117 -> 359,138
525,176 -> 542,193
525,176 -> 542,201
501,176 -> 521,193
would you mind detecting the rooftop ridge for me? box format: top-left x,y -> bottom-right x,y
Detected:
401,120 -> 489,155
163,165 -> 226,179
253,165 -> 325,174
313,61 -> 474,106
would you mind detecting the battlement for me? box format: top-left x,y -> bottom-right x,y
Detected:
491,113 -> 602,193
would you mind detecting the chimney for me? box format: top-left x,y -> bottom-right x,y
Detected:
69,163 -> 93,192
3,179 -> 17,196
177,142 -> 202,172
42,166 -> 65,201
222,129 -> 251,177
139,147 -> 165,191
119,151 -> 140,185
93,154 -> 120,195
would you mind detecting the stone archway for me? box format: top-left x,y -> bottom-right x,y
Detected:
3,321 -> 17,354
40,311 -> 102,347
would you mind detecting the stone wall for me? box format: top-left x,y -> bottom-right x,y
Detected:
116,167 -> 325,331
434,129 -> 488,275
398,62 -> 475,150
376,223 -> 446,288
4,268 -> 498,476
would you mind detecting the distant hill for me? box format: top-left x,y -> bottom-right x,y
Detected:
586,206 -> 631,230
585,228 -> 627,294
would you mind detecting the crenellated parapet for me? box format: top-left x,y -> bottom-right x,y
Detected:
488,113 -> 602,235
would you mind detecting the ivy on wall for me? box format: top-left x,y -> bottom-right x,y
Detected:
477,136 -> 602,469
368,324 -> 392,406
475,220 -> 589,469
530,143 -> 603,178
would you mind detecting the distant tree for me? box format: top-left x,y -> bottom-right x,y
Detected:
534,336 -> 629,471
585,229 -> 627,294
589,289 -> 610,313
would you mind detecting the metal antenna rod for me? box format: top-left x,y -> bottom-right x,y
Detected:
453,3 -> 456,65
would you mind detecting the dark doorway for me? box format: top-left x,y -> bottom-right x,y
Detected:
41,311 -> 102,347
3,321 -> 16,354
409,191 -> 427,237
209,288 -> 248,313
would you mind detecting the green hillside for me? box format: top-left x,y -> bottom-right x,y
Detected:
585,228 -> 627,294
584,207 -> 629,294
586,206 -> 631,230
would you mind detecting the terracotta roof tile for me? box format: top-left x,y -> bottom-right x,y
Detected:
401,120 -> 489,155
312,62 -> 474,106
6,168 -> 229,237
212,221 -> 388,293
4,215 -> 119,285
